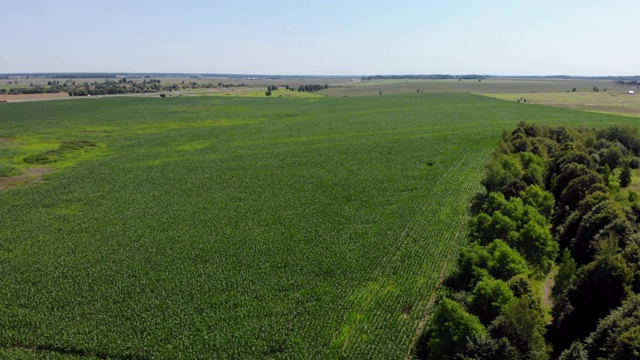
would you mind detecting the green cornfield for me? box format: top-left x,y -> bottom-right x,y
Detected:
0,94 -> 635,358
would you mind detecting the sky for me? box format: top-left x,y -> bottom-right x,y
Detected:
1,0 -> 639,76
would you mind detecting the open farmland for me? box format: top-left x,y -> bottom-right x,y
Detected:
0,94 -> 638,359
323,78 -> 617,97
484,91 -> 640,117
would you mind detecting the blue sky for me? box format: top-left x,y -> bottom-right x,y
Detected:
2,0 -> 639,76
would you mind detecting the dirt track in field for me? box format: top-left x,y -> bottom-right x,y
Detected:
0,168 -> 52,190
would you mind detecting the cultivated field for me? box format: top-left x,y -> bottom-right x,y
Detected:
324,78 -> 640,118
484,91 -> 640,117
323,78 -> 618,97
0,94 -> 637,358
4,77 -> 639,118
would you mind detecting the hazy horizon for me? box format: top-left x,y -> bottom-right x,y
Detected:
3,0 -> 639,76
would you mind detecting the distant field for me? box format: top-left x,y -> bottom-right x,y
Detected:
322,78 -> 620,97
0,94 -> 638,359
175,87 -> 326,98
483,91 -> 640,117
322,78 -> 640,117
0,77 -> 349,102
0,84 -> 29,91
5,77 -> 639,119
0,93 -> 70,102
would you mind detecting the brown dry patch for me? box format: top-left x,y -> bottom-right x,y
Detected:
0,137 -> 12,146
0,93 -> 69,102
401,305 -> 413,319
0,167 -> 52,190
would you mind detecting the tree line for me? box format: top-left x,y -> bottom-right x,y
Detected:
361,75 -> 485,81
613,80 -> 640,87
265,84 -> 328,96
417,122 -> 640,359
0,78 -> 219,96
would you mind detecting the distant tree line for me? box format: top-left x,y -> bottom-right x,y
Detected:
217,82 -> 246,88
613,80 -> 640,87
1,79 -> 331,97
416,122 -> 640,359
291,84 -> 328,92
266,84 -> 328,96
0,78 -> 220,96
361,75 -> 486,81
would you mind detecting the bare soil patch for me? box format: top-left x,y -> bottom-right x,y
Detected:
0,93 -> 69,102
0,137 -> 12,146
543,270 -> 556,310
0,167 -> 52,190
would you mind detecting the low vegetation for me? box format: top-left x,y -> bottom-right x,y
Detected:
23,140 -> 98,164
1,78 -> 332,98
417,122 -> 640,359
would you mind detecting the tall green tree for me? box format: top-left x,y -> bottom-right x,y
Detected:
621,161 -> 632,188
422,298 -> 487,359
468,278 -> 515,325
555,255 -> 633,348
489,296 -> 550,360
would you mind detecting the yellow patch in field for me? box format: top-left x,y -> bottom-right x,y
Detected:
331,279 -> 399,350
174,141 -> 213,151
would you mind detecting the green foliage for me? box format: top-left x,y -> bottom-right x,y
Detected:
613,325 -> 640,360
481,152 -> 545,198
598,125 -> 640,156
554,249 -> 577,299
558,341 -> 588,360
468,278 -> 515,325
458,335 -> 522,360
482,153 -> 525,197
520,184 -> 554,220
593,219 -> 636,253
487,240 -> 531,281
621,161 -> 632,188
556,190 -> 611,249
572,200 -> 625,265
23,140 -> 98,164
507,274 -> 535,298
449,239 -> 530,290
424,298 -> 487,360
584,294 -> 640,359
471,211 -> 518,246
557,255 -> 634,345
550,163 -> 590,201
602,146 -> 625,169
518,220 -> 557,274
489,296 -> 550,360
0,163 -> 12,177
549,126 -> 577,144
559,171 -> 606,217
557,149 -> 595,171
461,122 -> 640,358
471,192 -> 555,275
623,243 -> 640,293
449,243 -> 491,290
